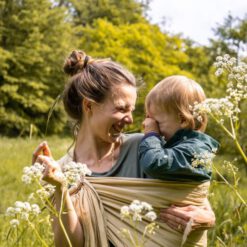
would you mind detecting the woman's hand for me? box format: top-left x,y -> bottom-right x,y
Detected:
32,142 -> 64,188
36,155 -> 65,188
32,141 -> 52,164
159,204 -> 215,232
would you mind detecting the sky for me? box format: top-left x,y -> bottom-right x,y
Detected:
147,0 -> 247,45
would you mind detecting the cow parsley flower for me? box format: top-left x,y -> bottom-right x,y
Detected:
63,161 -> 92,186
191,150 -> 217,171
22,162 -> 45,184
10,219 -> 20,228
121,200 -> 157,222
36,184 -> 56,200
192,98 -> 236,123
145,211 -> 157,221
6,201 -> 41,226
120,200 -> 159,246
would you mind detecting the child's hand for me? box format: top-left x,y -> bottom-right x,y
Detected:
142,118 -> 160,134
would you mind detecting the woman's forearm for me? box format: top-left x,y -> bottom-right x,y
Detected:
52,187 -> 84,247
159,199 -> 216,231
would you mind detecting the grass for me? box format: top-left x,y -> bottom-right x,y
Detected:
0,136 -> 72,246
0,137 -> 246,246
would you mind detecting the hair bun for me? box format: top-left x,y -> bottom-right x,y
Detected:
63,50 -> 88,76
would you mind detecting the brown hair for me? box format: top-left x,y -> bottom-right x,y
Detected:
146,75 -> 207,131
62,50 -> 136,123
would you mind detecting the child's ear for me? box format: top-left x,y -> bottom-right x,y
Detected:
179,114 -> 188,128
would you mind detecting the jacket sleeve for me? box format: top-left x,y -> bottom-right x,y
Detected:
138,135 -> 211,180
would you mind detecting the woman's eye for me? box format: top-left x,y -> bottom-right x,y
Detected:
117,107 -> 125,113
117,106 -> 134,113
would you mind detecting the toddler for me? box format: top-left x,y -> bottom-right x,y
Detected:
138,75 -> 219,181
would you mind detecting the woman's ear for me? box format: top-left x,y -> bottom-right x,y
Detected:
82,98 -> 93,114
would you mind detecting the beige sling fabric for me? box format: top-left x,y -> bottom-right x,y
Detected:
59,155 -> 209,247
70,177 -> 209,247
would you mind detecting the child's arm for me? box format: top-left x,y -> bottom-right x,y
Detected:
138,136 -> 211,180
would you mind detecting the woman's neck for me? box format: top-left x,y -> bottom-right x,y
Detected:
74,126 -> 120,172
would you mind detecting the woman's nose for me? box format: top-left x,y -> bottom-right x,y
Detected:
123,112 -> 133,124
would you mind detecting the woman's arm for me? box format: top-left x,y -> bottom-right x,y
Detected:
159,199 -> 215,232
52,185 -> 84,247
33,143 -> 84,247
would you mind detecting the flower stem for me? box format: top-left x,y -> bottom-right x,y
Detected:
35,183 -> 57,216
211,114 -> 247,166
210,114 -> 233,139
35,180 -> 72,246
28,221 -> 49,247
58,188 -> 73,247
213,165 -> 246,206
234,139 -> 247,166
229,117 -> 247,166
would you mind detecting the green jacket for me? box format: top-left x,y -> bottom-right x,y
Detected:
138,129 -> 219,181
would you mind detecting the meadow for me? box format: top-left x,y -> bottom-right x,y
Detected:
0,137 -> 246,246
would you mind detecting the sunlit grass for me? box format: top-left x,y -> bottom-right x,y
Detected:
0,136 -> 72,246
0,137 -> 246,246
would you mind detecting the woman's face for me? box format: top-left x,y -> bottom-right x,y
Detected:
89,84 -> 137,143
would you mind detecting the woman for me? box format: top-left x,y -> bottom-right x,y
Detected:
34,50 -> 215,247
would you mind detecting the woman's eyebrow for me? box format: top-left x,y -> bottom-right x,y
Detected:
116,102 -> 135,109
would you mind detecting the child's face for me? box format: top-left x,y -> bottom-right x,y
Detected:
147,103 -> 183,141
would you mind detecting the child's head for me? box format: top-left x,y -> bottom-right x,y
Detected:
145,75 -> 207,140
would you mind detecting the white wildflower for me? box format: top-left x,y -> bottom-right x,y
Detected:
133,213 -> 142,221
15,201 -> 25,209
141,202 -> 153,211
36,184 -> 56,200
63,161 -> 92,186
31,204 -> 41,215
120,206 -> 130,218
22,162 -> 45,184
6,207 -> 15,217
6,201 -> 41,225
20,212 -> 29,221
120,200 -> 159,245
129,203 -> 142,214
10,219 -> 20,228
192,98 -> 235,122
216,56 -> 223,62
191,150 -> 216,171
215,68 -> 223,77
145,211 -> 157,221
54,170 -> 66,181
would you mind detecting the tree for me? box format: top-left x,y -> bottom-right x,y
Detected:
0,0 -> 76,136
55,0 -> 150,25
210,14 -> 247,57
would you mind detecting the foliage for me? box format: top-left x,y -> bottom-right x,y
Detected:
211,14 -> 247,56
0,0 -> 76,136
55,0 -> 150,25
208,158 -> 247,246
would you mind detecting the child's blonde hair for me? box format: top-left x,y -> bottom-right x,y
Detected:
146,75 -> 207,131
